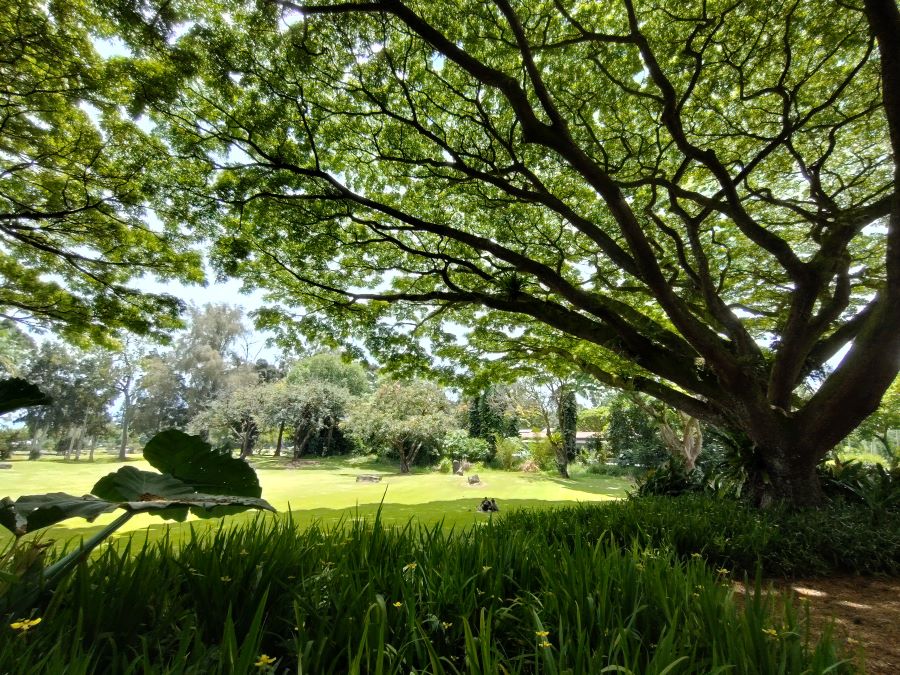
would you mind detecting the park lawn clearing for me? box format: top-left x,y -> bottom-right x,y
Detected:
0,453 -> 630,547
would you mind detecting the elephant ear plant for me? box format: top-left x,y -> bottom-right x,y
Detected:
0,429 -> 275,613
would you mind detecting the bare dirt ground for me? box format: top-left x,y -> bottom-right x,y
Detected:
735,577 -> 900,674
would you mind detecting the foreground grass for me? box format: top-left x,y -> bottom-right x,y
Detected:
0,453 -> 629,547
1,511 -> 851,674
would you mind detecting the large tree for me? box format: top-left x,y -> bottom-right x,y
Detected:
0,0 -> 203,343
127,0 -> 899,504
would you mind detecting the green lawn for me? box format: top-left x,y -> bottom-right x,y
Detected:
1,453 -> 631,547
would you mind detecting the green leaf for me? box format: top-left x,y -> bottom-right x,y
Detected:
0,378 -> 51,415
142,429 -> 263,497
0,493 -> 116,536
92,465 -> 274,521
91,466 -> 196,502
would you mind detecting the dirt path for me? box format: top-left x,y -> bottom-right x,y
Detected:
735,577 -> 900,674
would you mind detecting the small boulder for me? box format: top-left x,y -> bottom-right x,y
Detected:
0,462 -> 11,469
467,474 -> 480,485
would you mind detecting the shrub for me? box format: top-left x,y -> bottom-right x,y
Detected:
819,459 -> 900,511
527,434 -> 559,471
0,428 -> 26,460
501,493 -> 900,577
441,428 -> 493,463
490,435 -> 527,470
634,459 -> 705,497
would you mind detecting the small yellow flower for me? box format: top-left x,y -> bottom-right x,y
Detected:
535,630 -> 550,637
10,617 -> 41,632
482,566 -> 492,573
539,641 -> 552,648
762,628 -> 778,637
240,549 -> 249,556
393,601 -> 403,608
717,567 -> 730,575
692,592 -> 700,598
220,576 -> 231,582
691,553 -> 702,559
402,562 -> 417,573
254,653 -> 277,667
441,621 -> 453,630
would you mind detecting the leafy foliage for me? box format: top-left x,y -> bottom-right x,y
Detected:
114,0 -> 900,503
0,0 -> 203,343
0,511 -> 853,673
345,379 -> 458,472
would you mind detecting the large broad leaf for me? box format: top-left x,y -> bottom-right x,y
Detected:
0,493 -> 116,536
92,466 -> 274,521
92,466 -> 196,502
0,378 -> 51,415
142,430 -> 262,497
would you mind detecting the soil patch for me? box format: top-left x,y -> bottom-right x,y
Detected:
734,577 -> 900,674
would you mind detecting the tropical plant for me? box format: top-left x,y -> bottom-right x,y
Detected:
0,429 -> 273,613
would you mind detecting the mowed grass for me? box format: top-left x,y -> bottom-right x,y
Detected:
0,452 -> 630,547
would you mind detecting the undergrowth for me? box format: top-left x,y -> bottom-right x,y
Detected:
0,504 -> 857,674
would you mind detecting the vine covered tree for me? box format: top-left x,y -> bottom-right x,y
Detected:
122,0 -> 899,504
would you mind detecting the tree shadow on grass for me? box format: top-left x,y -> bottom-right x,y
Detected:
516,472 -> 634,496
9,498 -> 614,553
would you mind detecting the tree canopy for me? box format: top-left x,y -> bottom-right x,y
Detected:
22,0 -> 900,503
0,0 -> 203,344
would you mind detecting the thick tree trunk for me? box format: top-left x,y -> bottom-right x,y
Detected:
293,425 -> 314,459
556,456 -> 570,479
29,427 -> 45,460
754,450 -> 824,508
88,437 -> 96,462
274,420 -> 285,457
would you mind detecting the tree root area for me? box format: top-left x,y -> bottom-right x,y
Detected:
734,577 -> 900,674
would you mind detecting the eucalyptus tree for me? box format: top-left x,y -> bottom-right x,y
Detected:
124,0 -> 898,504
22,343 -> 117,460
0,0 -> 203,344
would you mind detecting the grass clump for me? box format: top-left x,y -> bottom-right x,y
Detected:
2,509 -> 852,674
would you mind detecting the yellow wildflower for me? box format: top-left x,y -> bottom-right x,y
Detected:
220,576 -> 231,582
10,618 -> 41,632
762,628 -> 778,637
482,566 -> 492,573
535,630 -> 550,637
402,562 -> 418,573
691,553 -> 702,559
539,641 -> 552,648
717,567 -> 730,575
393,601 -> 403,608
254,654 -> 277,667
441,621 -> 453,630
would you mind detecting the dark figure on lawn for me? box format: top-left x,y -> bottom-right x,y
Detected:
478,498 -> 499,513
